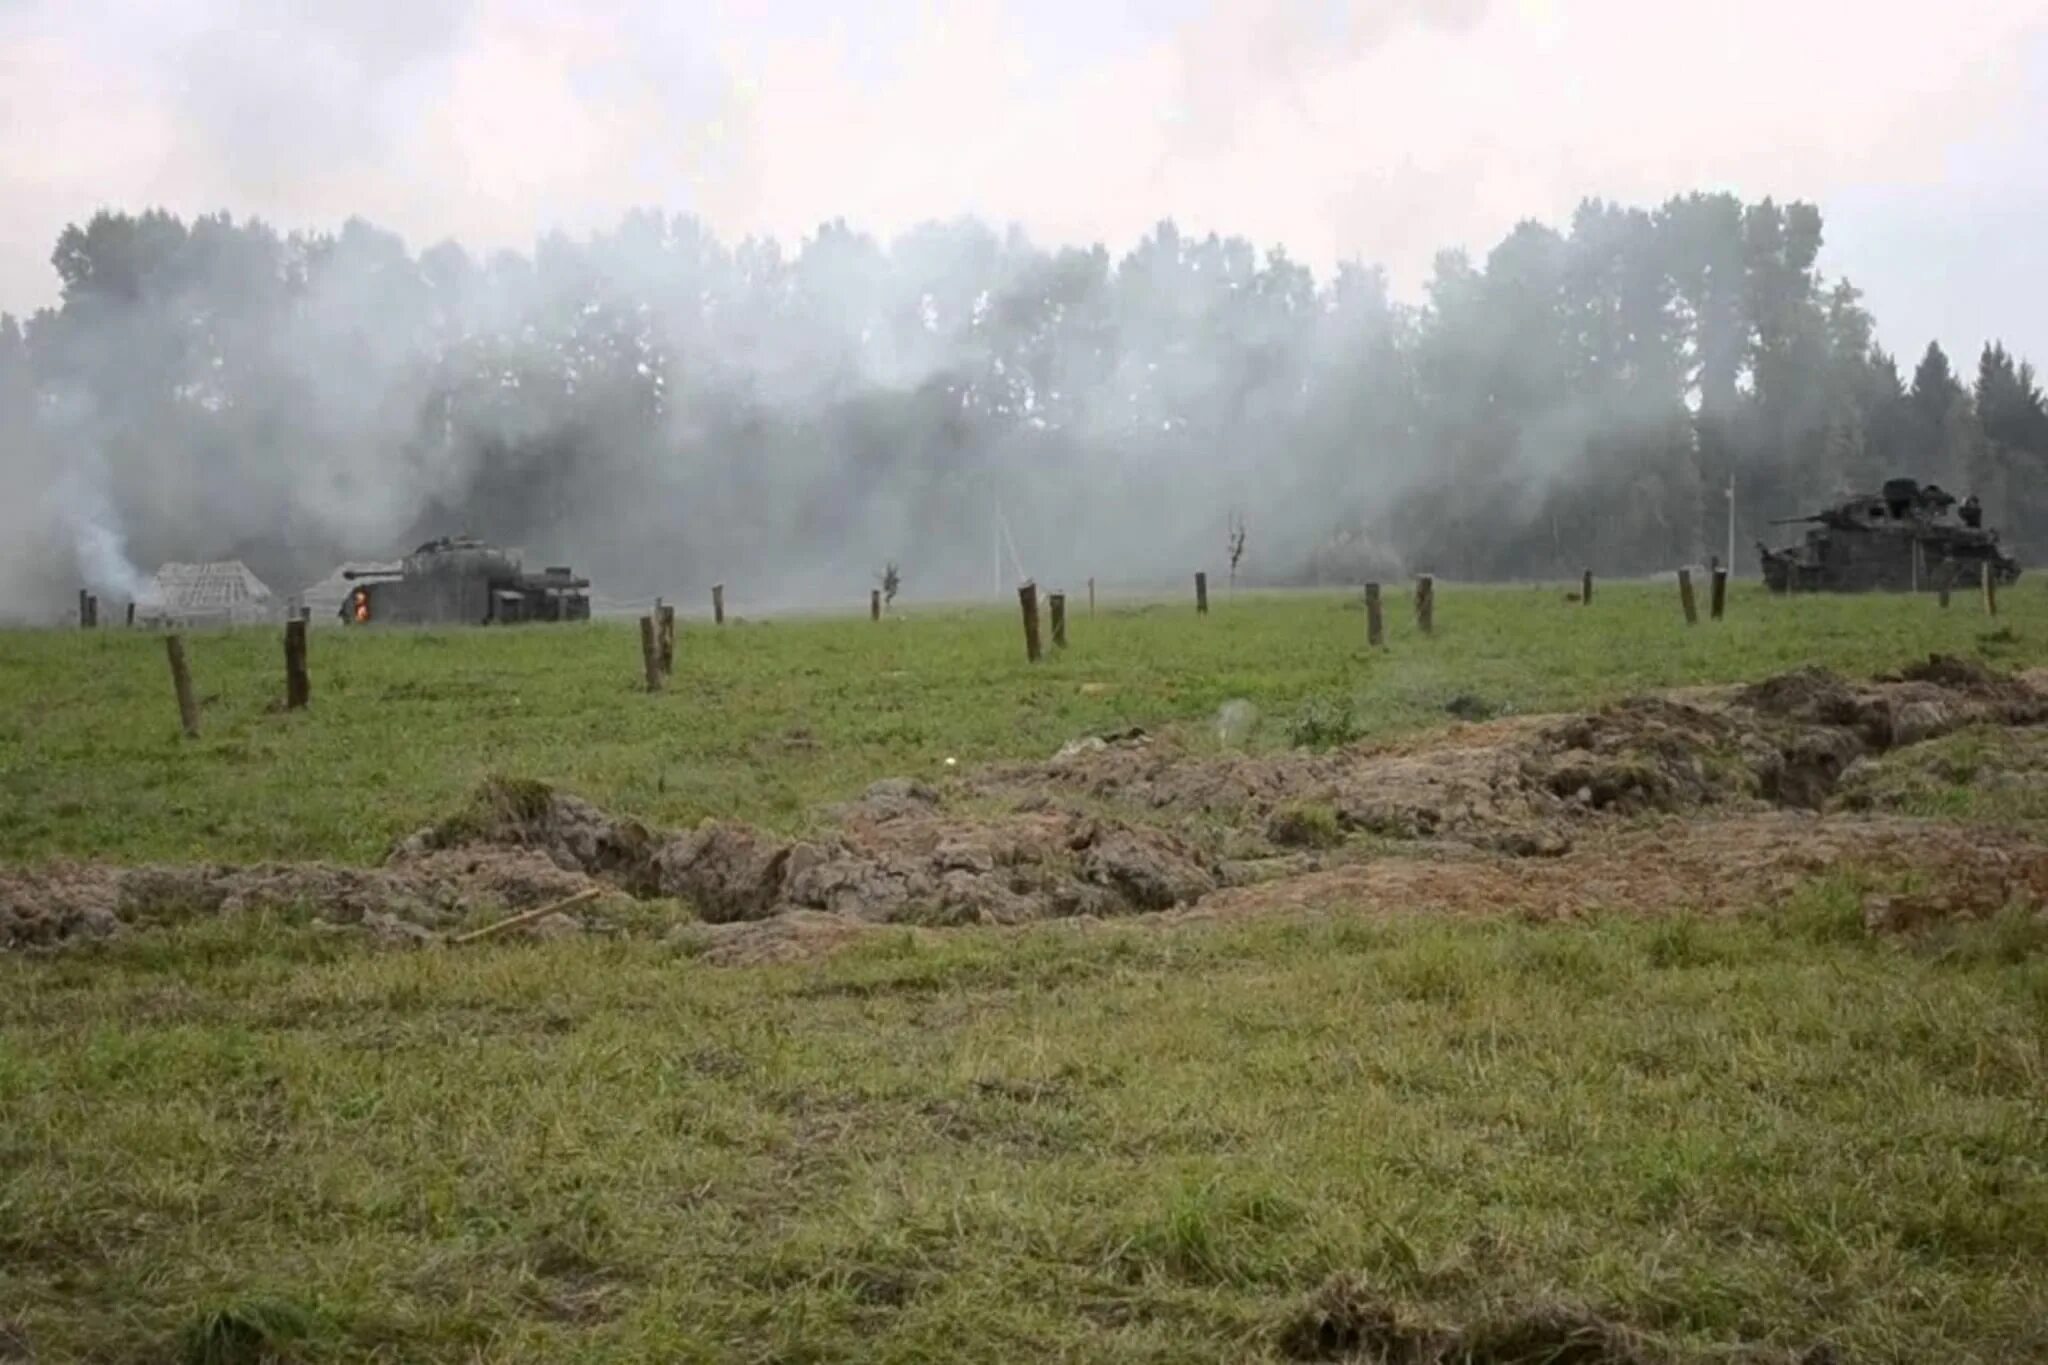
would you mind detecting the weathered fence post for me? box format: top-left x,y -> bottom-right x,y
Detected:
78,588 -> 90,629
1415,575 -> 1434,635
870,588 -> 882,621
1938,565 -> 1951,609
1049,592 -> 1067,648
1983,562 -> 1998,617
639,616 -> 663,692
1678,568 -> 1698,625
1088,577 -> 1096,615
1581,569 -> 1593,605
657,604 -> 676,674
1018,580 -> 1042,663
1365,582 -> 1384,647
165,635 -> 199,738
1710,566 -> 1728,621
1195,572 -> 1208,615
283,618 -> 310,710
88,595 -> 99,628
712,583 -> 726,625
126,601 -> 136,628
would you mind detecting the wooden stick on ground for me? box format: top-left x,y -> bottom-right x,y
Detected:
451,887 -> 602,945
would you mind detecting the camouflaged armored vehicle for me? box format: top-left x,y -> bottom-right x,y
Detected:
341,536 -> 590,625
1758,478 -> 2021,593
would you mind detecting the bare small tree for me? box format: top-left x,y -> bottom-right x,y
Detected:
880,560 -> 902,607
1227,513 -> 1247,591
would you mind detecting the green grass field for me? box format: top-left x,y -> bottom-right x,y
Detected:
4,583 -> 2047,1362
3,583 -> 2043,864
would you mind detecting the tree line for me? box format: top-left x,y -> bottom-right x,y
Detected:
1,193 -> 2043,612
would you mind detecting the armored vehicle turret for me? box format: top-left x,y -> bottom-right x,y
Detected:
341,536 -> 591,625
1758,479 -> 2020,593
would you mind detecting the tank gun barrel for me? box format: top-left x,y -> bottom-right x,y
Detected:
1767,515 -> 1827,526
341,568 -> 403,581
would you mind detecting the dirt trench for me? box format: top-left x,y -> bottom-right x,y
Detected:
6,655 -> 2046,955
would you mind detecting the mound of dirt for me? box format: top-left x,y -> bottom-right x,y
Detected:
1279,1276 -> 1655,1364
10,659 -> 2048,954
0,849 -> 597,951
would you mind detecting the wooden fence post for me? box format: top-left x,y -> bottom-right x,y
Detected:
1938,565 -> 1951,609
639,616 -> 663,692
871,588 -> 882,621
283,618 -> 310,710
78,588 -> 90,629
1365,582 -> 1384,647
1710,566 -> 1728,621
657,604 -> 676,674
126,601 -> 136,628
1415,575 -> 1434,635
1581,569 -> 1593,605
1049,592 -> 1067,648
1678,568 -> 1698,626
165,635 -> 199,738
1195,572 -> 1208,615
1018,581 -> 1042,663
712,583 -> 726,625
1983,562 -> 1998,617
1088,577 -> 1096,615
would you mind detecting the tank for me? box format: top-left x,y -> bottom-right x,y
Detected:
340,536 -> 591,625
1757,479 -> 2020,593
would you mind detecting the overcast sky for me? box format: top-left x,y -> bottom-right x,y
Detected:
4,0 -> 2044,369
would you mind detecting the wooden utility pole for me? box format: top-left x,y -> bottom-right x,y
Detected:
1983,562 -> 1998,617
1710,566 -> 1728,621
1415,575 -> 1434,635
657,604 -> 676,674
1018,581 -> 1042,662
639,616 -> 663,692
165,635 -> 199,738
1049,592 -> 1067,648
1678,568 -> 1698,626
1581,569 -> 1593,605
283,618 -> 310,710
1194,572 -> 1208,615
1364,582 -> 1384,647
712,583 -> 726,625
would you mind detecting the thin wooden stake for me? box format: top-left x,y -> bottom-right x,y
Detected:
1710,567 -> 1728,621
1983,561 -> 1998,616
1365,582 -> 1384,647
1018,580 -> 1042,663
1049,592 -> 1067,648
1678,568 -> 1698,626
657,605 -> 676,675
1195,572 -> 1208,615
1415,575 -> 1434,635
712,583 -> 726,625
639,615 -> 663,692
451,888 -> 602,945
1088,577 -> 1096,615
78,588 -> 90,629
1938,566 -> 1951,609
126,601 -> 136,627
1581,569 -> 1593,605
283,618 -> 310,710
871,588 -> 882,621
165,634 -> 199,738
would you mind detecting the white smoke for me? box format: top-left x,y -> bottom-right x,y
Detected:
48,446 -> 152,603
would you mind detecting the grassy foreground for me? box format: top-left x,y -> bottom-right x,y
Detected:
4,583 -> 2047,1361
3,581 -> 2044,864
3,896 -> 2045,1362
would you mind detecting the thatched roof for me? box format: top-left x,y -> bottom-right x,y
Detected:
140,560 -> 275,624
